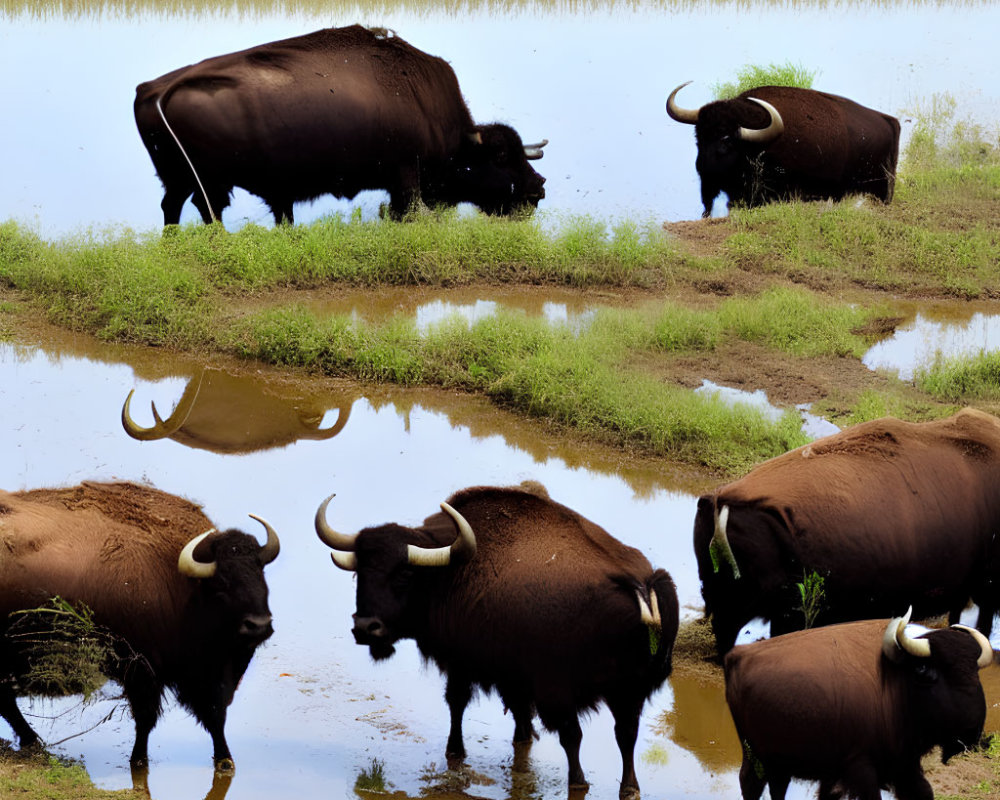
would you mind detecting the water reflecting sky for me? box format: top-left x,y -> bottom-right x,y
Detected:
2,2 -> 999,234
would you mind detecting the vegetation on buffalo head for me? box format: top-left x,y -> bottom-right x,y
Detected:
713,62 -> 817,100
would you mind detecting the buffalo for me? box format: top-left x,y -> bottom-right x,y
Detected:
694,408 -> 1000,656
725,609 -> 994,800
666,82 -> 900,217
134,25 -> 547,225
315,481 -> 678,799
0,481 -> 279,770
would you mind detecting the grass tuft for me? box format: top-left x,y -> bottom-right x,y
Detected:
713,62 -> 817,100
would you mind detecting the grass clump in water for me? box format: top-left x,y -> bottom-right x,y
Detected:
915,351 -> 1000,403
713,61 -> 816,99
355,758 -> 389,793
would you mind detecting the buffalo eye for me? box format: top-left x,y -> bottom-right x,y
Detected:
912,663 -> 940,685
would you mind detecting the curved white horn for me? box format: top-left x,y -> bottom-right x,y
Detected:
738,98 -> 784,143
250,514 -> 280,565
523,139 -> 548,160
330,551 -> 358,572
894,607 -> 932,659
951,624 -> 995,669
407,502 -> 477,568
315,493 -> 359,552
666,81 -> 699,124
178,529 -> 217,579
882,606 -> 913,661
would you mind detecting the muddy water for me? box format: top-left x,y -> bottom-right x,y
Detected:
864,300 -> 1000,381
3,2 -> 1000,234
0,331 -> 734,800
5,297 -> 1000,797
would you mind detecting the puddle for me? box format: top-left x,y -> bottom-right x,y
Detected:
4,313 -> 1000,799
0,335 -> 719,800
864,303 -> 1000,381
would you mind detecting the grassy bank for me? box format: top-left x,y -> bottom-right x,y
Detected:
1,216 -> 894,474
0,749 -> 141,799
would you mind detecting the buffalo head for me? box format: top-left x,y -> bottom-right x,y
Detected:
882,607 -> 993,762
178,515 -> 280,650
428,124 -> 547,216
667,81 -> 783,217
314,493 -> 475,660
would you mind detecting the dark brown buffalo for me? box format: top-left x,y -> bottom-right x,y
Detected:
725,610 -> 994,800
0,481 -> 279,770
121,369 -> 351,454
134,25 -> 547,225
694,408 -> 1000,656
667,82 -> 900,217
315,481 -> 678,799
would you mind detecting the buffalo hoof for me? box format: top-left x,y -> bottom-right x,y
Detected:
568,779 -> 590,797
619,785 -> 640,800
214,756 -> 235,774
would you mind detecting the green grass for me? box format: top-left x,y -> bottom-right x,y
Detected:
713,61 -> 817,100
915,351 -> 1000,403
0,751 -> 141,799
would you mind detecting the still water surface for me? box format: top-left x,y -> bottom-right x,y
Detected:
3,299 -> 1000,799
0,333 -> 724,800
2,1 -> 1000,233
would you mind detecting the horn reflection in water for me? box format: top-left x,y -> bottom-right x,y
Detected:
122,368 -> 354,454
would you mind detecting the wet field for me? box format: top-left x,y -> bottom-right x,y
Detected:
3,0 -> 1000,795
2,297 -> 1000,800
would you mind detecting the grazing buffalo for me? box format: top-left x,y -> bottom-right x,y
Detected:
0,481 -> 279,770
725,610 -> 994,800
121,369 -> 352,454
694,408 -> 1000,656
134,25 -> 547,225
315,482 -> 678,799
666,82 -> 900,217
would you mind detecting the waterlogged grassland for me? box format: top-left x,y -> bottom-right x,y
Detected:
1,209 -> 901,474
0,750 -> 141,799
2,107 -> 1000,476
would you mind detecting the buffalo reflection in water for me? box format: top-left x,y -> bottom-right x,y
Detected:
121,369 -> 352,454
132,763 -> 232,800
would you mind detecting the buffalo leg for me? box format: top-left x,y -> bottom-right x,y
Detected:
607,697 -> 644,800
444,675 -> 472,759
0,680 -> 39,749
973,596 -> 997,639
766,773 -> 790,800
840,761 -> 881,800
710,610 -> 743,658
204,707 -> 234,771
387,165 -> 422,219
191,187 -> 230,225
121,666 -> 163,768
892,770 -> 933,800
161,188 -> 192,226
554,716 -> 587,790
737,755 -> 766,800
268,199 -> 295,226
500,688 -> 536,745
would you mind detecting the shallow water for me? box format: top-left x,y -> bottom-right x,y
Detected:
0,333 -> 720,800
2,2 -> 1000,234
4,299 -> 1000,797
